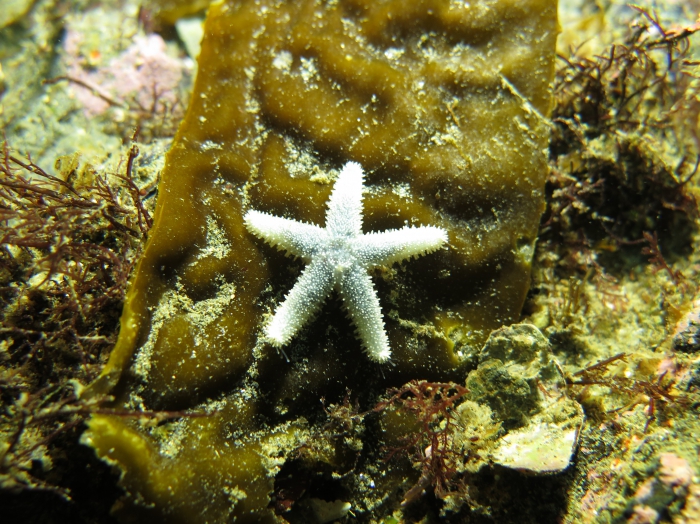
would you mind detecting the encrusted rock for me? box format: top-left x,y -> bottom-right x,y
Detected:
467,324 -> 584,473
672,299 -> 700,353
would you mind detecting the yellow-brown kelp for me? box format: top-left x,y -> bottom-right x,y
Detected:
83,0 -> 558,521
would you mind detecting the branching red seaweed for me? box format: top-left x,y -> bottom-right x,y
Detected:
374,380 -> 468,505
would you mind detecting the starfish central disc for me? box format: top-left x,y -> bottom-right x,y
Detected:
244,162 -> 448,363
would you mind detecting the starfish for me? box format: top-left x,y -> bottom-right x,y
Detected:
244,162 -> 448,362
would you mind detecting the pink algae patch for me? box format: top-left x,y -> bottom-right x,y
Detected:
63,32 -> 189,118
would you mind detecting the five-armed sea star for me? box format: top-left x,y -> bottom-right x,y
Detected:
244,162 -> 448,362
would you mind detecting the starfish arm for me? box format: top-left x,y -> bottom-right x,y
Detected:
354,225 -> 448,267
337,266 -> 391,363
265,259 -> 335,347
325,162 -> 364,237
244,210 -> 326,259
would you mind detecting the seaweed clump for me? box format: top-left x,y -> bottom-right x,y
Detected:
375,380 -> 469,507
523,11 -> 700,524
542,8 -> 699,273
527,9 -> 700,350
567,352 -> 688,431
0,140 -> 152,514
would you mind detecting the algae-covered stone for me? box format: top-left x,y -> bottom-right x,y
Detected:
84,1 -> 559,521
466,324 -> 584,473
467,323 -> 564,426
672,299 -> 700,353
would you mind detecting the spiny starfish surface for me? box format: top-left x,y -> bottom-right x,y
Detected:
244,162 -> 448,362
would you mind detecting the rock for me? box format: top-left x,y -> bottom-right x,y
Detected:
468,324 -> 584,473
672,300 -> 700,353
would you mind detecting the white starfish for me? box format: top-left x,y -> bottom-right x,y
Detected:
244,162 -> 448,363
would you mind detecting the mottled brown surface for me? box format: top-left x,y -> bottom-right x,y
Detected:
85,1 -> 558,522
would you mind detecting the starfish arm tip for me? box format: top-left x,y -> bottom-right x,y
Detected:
264,321 -> 291,348
410,225 -> 448,251
369,346 -> 391,363
433,226 -> 449,250
343,161 -> 363,178
326,161 -> 365,235
243,209 -> 269,238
